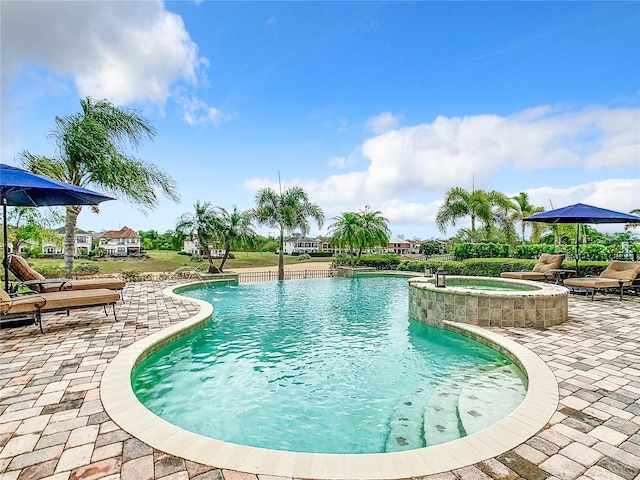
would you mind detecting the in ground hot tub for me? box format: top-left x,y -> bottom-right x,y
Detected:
408,276 -> 568,328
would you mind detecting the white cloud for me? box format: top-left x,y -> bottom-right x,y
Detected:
1,1 -> 207,106
365,111 -> 403,134
328,156 -> 348,169
244,104 -> 639,237
178,94 -> 237,126
524,179 -> 640,215
357,105 -> 639,197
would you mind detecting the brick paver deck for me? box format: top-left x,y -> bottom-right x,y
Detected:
1,280 -> 639,480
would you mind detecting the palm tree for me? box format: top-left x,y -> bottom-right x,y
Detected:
356,205 -> 391,261
21,97 -> 179,271
175,201 -> 219,273
252,186 -> 324,280
626,208 -> 640,231
436,187 -> 514,243
328,211 -> 361,263
212,206 -> 257,272
511,192 -> 545,244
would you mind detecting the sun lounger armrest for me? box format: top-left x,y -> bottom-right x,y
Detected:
20,278 -> 73,292
5,293 -> 47,309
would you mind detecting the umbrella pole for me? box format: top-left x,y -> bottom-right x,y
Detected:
2,197 -> 8,292
575,222 -> 580,273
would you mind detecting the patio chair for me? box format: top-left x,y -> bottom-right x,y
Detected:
0,288 -> 120,333
500,253 -> 565,282
563,261 -> 640,301
6,254 -> 125,300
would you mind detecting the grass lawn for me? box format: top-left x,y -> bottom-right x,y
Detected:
26,251 -> 335,275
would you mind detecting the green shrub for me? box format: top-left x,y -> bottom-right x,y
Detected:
579,243 -> 610,261
396,260 -> 426,272
36,263 -> 68,279
428,260 -> 465,275
90,247 -> 107,258
190,254 -> 203,262
419,240 -> 441,256
333,253 -> 401,270
22,246 -> 43,258
512,244 -> 558,259
177,251 -> 190,256
297,254 -> 312,261
120,271 -> 152,282
73,263 -> 100,276
452,243 -> 510,261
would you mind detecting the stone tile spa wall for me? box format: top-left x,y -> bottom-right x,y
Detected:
408,276 -> 569,328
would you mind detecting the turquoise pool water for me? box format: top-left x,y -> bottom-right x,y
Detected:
436,278 -> 541,291
132,276 -> 526,454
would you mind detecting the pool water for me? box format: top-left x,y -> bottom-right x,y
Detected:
132,276 -> 526,454
438,278 -> 541,291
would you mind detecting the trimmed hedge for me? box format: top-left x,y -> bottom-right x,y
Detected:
333,254 -> 401,270
396,258 -> 610,277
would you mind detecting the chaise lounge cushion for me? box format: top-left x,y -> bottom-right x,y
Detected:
38,278 -> 125,293
501,253 -> 565,281
1,289 -> 121,316
7,255 -> 125,293
564,261 -> 640,290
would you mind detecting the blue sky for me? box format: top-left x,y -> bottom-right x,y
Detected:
2,1 -> 639,240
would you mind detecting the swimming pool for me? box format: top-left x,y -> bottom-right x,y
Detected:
131,276 -> 526,454
102,276 -> 558,477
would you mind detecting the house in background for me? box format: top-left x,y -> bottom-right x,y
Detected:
42,227 -> 93,256
282,235 -> 321,255
99,226 -> 141,255
385,238 -> 411,255
408,239 -> 424,255
181,235 -> 225,258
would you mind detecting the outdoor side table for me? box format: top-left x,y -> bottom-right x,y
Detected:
550,269 -> 577,285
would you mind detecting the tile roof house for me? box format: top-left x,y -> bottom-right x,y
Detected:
99,226 -> 141,255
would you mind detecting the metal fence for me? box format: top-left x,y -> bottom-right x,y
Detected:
425,252 -> 638,262
238,269 -> 336,283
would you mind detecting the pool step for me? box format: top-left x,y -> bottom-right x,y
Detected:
457,364 -> 526,436
423,375 -> 467,446
384,387 -> 431,452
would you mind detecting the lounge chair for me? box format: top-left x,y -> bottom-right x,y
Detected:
500,253 -> 565,282
6,254 -> 125,300
0,288 -> 120,333
563,261 -> 640,301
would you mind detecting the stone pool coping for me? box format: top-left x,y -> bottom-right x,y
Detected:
100,280 -> 559,480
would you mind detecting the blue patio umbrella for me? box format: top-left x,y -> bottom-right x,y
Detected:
523,203 -> 640,271
1,163 -> 115,291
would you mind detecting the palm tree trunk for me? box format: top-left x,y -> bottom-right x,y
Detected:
278,229 -> 285,281
204,247 -> 217,273
219,244 -> 231,272
64,206 -> 81,272
470,214 -> 477,243
521,223 -> 526,244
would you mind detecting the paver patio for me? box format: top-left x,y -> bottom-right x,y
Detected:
1,279 -> 639,480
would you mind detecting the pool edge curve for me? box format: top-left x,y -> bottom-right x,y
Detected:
100,280 -> 559,480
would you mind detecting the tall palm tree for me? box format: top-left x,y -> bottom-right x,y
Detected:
21,97 -> 179,271
175,201 -> 219,273
252,186 -> 324,280
212,206 -> 256,272
356,205 -> 391,261
511,192 -> 545,244
436,187 -> 515,243
328,211 -> 361,263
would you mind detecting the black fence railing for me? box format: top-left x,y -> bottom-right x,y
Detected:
425,252 -> 638,262
238,269 -> 336,283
